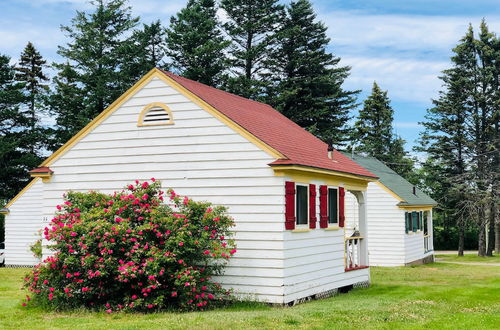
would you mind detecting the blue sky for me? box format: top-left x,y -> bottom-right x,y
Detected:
1,0 -> 499,153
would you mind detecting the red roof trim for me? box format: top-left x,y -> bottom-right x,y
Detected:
29,166 -> 53,174
161,70 -> 376,179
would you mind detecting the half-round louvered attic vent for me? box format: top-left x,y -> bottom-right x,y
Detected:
137,102 -> 174,127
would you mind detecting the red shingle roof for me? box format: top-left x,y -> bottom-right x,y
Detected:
162,71 -> 376,179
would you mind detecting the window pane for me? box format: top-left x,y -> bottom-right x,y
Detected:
296,185 -> 308,225
412,212 -> 418,232
328,188 -> 338,224
423,211 -> 428,234
405,212 -> 409,233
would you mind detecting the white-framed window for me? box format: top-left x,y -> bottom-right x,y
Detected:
328,187 -> 339,225
295,184 -> 309,226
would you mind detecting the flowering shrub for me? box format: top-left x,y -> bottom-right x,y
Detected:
23,180 -> 236,312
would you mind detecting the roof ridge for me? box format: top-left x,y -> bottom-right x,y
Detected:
160,69 -> 274,108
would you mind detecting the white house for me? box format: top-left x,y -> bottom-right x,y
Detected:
343,153 -> 437,267
1,68 -> 379,305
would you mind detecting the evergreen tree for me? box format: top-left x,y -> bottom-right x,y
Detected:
221,0 -> 284,98
46,62 -> 87,149
14,42 -> 48,135
352,82 -> 414,177
265,0 -> 357,145
0,54 -> 34,201
55,0 -> 139,134
166,0 -> 229,87
418,22 -> 499,256
353,82 -> 394,158
123,20 -> 168,83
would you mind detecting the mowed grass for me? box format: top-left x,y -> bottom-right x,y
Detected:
0,262 -> 499,329
435,253 -> 500,264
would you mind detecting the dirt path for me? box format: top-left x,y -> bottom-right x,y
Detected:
434,250 -> 477,255
435,259 -> 500,267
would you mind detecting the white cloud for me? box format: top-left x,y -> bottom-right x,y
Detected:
340,56 -> 448,103
317,10 -> 500,104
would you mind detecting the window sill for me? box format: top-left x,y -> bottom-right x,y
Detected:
345,265 -> 369,272
324,226 -> 341,231
292,228 -> 311,233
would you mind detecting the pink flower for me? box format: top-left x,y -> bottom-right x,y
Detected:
70,232 -> 77,237
22,303 -> 27,307
131,295 -> 137,300
179,242 -> 184,247
142,182 -> 149,188
203,250 -> 210,255
208,294 -> 214,300
147,304 -> 154,309
178,259 -> 184,264
230,249 -> 237,254
106,309 -> 112,314
151,178 -> 156,182
48,293 -> 53,301
183,196 -> 189,205
49,287 -> 55,292
64,288 -> 70,293
184,282 -> 190,287
171,291 -> 177,297
142,194 -> 148,200
82,287 -> 90,292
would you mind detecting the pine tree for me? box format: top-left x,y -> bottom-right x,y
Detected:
353,82 -> 394,158
419,22 -> 499,256
56,0 -> 139,122
352,82 -> 413,177
14,42 -> 48,135
166,0 -> 229,87
46,62 -> 87,149
123,20 -> 168,83
0,54 -> 34,201
265,0 -> 357,145
221,0 -> 284,98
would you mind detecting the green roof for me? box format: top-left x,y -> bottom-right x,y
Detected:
341,152 -> 437,207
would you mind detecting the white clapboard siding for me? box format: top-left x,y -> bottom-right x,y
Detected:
5,179 -> 43,266
347,181 -> 434,266
41,76 -> 286,303
282,183 -> 369,303
405,231 -> 425,263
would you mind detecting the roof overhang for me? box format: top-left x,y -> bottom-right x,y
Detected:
0,208 -> 9,215
29,167 -> 53,182
270,164 -> 378,191
398,203 -> 436,211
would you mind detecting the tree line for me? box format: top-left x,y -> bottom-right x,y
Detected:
0,0 -> 498,255
418,21 -> 499,256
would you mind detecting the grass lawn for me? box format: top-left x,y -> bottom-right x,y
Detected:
1,263 -> 499,329
435,253 -> 500,264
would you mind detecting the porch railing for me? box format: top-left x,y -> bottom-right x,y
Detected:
424,234 -> 432,253
345,236 -> 368,271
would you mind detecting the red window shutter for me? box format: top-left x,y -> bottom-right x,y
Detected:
319,185 -> 328,228
285,181 -> 296,230
339,187 -> 345,227
309,184 -> 317,229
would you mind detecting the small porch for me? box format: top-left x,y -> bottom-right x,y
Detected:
344,190 -> 369,271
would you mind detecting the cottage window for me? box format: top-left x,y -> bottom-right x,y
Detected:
328,188 -> 338,224
138,102 -> 174,127
296,185 -> 309,225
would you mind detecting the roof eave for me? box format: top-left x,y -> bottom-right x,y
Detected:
269,163 -> 379,182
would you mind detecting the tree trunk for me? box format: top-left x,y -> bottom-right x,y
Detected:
495,220 -> 500,254
478,217 -> 487,257
458,222 -> 465,256
486,201 -> 495,256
